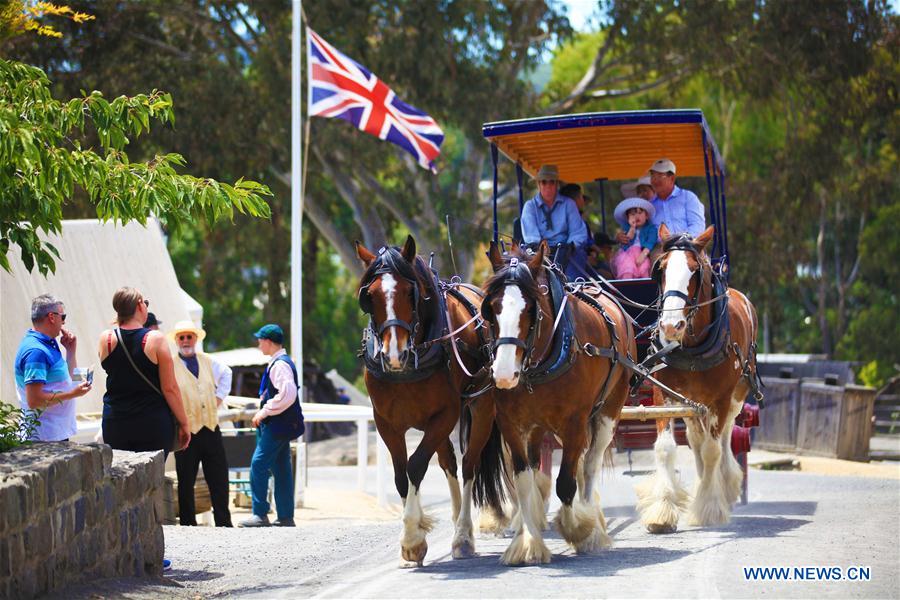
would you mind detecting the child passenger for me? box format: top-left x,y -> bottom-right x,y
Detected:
612,197 -> 658,279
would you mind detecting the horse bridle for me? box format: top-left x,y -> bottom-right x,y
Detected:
358,246 -> 423,369
481,257 -> 543,372
651,234 -> 708,334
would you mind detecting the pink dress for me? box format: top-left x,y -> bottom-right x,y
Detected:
613,243 -> 651,279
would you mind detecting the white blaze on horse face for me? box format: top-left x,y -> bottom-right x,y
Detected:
493,285 -> 526,389
380,273 -> 402,368
659,250 -> 692,344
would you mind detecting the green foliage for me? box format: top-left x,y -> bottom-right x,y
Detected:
0,401 -> 39,452
0,57 -> 272,275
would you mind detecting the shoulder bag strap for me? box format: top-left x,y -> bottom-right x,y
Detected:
114,328 -> 163,396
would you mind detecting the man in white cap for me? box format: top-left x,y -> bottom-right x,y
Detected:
169,320 -> 234,527
646,158 -> 705,238
520,164 -> 587,277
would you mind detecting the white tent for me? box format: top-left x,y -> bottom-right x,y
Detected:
1,219 -> 203,414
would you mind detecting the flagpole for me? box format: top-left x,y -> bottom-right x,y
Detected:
291,0 -> 303,378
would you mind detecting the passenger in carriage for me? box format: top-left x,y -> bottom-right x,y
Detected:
612,197 -> 658,279
520,164 -> 587,279
647,158 -> 705,237
560,183 -> 603,279
635,175 -> 655,201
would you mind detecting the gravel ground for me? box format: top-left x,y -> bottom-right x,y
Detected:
53,445 -> 900,599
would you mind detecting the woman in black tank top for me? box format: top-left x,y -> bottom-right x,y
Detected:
99,288 -> 191,456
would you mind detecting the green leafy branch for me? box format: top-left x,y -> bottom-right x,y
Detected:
0,401 -> 40,452
0,58 -> 272,275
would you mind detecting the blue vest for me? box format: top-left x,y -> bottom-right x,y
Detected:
259,355 -> 305,440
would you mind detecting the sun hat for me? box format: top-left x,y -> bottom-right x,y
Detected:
253,323 -> 284,345
536,164 -> 559,181
167,320 -> 206,342
648,158 -> 676,175
614,197 -> 656,228
620,174 -> 653,198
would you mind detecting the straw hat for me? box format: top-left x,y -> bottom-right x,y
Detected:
167,320 -> 206,342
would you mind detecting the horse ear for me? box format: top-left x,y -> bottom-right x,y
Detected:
528,240 -> 547,274
694,226 -> 715,252
401,234 -> 416,262
487,241 -> 504,271
658,223 -> 671,241
356,241 -> 376,266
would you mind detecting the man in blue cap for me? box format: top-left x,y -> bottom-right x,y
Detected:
239,324 -> 305,527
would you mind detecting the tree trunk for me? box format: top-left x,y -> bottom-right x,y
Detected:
816,190 -> 832,356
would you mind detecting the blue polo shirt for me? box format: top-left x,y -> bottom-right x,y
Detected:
14,330 -> 77,441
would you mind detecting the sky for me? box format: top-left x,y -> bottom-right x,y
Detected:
561,0 -> 601,32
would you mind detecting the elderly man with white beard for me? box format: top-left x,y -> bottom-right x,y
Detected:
169,321 -> 234,527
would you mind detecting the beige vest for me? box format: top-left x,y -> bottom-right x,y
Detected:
173,353 -> 219,434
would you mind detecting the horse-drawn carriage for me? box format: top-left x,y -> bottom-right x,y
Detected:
482,108 -> 760,485
355,109 -> 763,567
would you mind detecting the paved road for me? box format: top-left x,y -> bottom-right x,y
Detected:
62,448 -> 900,599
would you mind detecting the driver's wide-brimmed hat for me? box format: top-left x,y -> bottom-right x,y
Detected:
167,320 -> 206,342
535,164 -> 559,181
614,197 -> 656,228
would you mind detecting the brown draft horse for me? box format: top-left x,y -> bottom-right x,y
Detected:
356,236 -> 503,567
635,224 -> 761,532
480,241 -> 636,565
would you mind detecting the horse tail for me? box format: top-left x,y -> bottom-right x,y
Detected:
459,402 -> 472,456
473,420 -> 508,510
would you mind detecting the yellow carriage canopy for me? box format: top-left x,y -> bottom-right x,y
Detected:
482,109 -> 724,184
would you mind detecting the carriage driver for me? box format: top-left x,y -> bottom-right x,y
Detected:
616,159 -> 705,245
520,164 -> 588,279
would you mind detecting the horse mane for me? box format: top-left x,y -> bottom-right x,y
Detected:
358,245 -> 438,316
482,247 -> 541,305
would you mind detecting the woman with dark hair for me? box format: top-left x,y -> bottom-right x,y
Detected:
98,287 -> 191,455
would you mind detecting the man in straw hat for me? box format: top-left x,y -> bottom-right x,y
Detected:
646,158 -> 705,237
169,320 -> 234,527
520,164 -> 587,278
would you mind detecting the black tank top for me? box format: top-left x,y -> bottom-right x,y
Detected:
102,327 -> 169,419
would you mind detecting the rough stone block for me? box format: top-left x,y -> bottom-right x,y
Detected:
73,497 -> 86,535
23,513 -> 52,554
50,502 -> 74,549
119,510 -> 129,548
0,478 -> 26,534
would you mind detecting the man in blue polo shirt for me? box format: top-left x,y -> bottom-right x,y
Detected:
15,294 -> 92,441
647,158 -> 705,237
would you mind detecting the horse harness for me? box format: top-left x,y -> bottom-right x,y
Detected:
645,234 -> 764,403
358,247 -> 491,387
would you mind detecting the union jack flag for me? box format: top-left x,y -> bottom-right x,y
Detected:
307,28 -> 444,172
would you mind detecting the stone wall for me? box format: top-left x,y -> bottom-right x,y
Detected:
0,443 -> 165,599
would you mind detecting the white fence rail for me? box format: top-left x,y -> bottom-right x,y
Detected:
76,395 -> 391,508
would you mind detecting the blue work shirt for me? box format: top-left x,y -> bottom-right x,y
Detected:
14,329 -> 77,441
651,185 -> 705,237
520,193 -> 588,247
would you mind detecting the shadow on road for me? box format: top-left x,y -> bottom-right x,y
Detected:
424,545 -> 692,580
733,500 -> 817,516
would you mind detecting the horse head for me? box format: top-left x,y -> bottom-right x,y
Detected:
481,240 -> 546,389
356,235 -> 428,371
653,224 -> 715,344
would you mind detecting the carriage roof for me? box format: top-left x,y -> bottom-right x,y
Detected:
481,109 -> 725,183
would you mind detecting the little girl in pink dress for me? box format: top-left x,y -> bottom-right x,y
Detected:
612,197 -> 658,279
